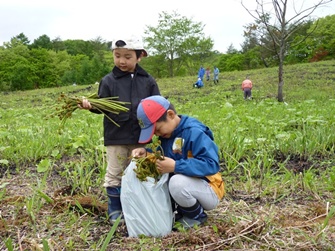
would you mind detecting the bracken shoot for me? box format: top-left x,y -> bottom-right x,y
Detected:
132,137 -> 164,182
48,92 -> 129,130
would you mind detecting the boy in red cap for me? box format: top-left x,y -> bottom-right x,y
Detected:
79,36 -> 160,225
132,95 -> 225,229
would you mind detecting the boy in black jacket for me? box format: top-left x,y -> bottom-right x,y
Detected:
80,36 -> 160,224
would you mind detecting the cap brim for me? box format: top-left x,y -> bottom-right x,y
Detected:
138,122 -> 155,144
142,50 -> 148,57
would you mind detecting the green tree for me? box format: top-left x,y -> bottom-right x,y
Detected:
285,19 -> 314,64
64,39 -> 94,58
0,44 -> 34,90
144,10 -> 214,77
13,33 -> 30,45
90,53 -> 111,82
218,53 -> 246,71
52,37 -> 66,52
90,36 -> 108,55
76,54 -> 109,85
0,34 -> 113,90
140,54 -> 168,78
29,48 -> 57,88
241,15 -> 278,68
77,57 -> 93,84
62,54 -> 88,85
226,44 -> 239,54
50,50 -> 72,86
243,47 -> 264,69
3,33 -> 30,49
305,15 -> 335,61
30,34 -> 53,50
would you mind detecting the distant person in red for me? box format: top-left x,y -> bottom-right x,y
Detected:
241,76 -> 253,100
205,67 -> 210,81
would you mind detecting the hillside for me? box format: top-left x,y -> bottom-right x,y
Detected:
1,60 -> 335,250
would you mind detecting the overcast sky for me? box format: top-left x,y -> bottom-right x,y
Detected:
0,0 -> 334,53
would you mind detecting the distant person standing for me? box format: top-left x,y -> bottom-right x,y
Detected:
205,67 -> 210,81
213,66 -> 219,84
198,66 -> 205,81
241,76 -> 253,100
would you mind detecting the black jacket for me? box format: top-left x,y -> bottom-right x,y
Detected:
94,64 -> 160,146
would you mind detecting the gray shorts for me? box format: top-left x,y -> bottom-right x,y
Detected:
168,174 -> 220,210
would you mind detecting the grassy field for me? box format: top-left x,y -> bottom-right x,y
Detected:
1,60 -> 335,250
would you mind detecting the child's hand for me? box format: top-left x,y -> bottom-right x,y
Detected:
78,98 -> 92,110
131,148 -> 146,158
156,157 -> 175,174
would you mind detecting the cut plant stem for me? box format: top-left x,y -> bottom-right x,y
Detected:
49,92 -> 130,129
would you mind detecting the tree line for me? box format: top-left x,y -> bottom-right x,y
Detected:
0,10 -> 334,92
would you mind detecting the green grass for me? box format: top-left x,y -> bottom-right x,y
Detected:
1,60 -> 335,250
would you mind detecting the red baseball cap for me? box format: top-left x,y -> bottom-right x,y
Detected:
137,95 -> 170,143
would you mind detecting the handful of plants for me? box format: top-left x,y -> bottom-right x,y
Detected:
50,92 -> 129,129
132,137 -> 164,182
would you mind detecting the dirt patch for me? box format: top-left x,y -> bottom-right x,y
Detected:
1,158 -> 335,250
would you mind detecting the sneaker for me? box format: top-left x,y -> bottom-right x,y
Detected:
109,210 -> 125,225
176,212 -> 207,229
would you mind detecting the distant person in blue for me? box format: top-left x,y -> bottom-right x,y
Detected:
193,78 -> 204,88
198,66 -> 205,81
213,66 -> 219,84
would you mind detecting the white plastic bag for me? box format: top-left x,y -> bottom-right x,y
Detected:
120,160 -> 173,237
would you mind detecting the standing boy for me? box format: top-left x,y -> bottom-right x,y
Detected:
213,66 -> 219,84
198,66 -> 205,81
132,96 -> 225,229
80,36 -> 160,224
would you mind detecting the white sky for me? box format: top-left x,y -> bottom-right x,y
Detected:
0,0 -> 334,53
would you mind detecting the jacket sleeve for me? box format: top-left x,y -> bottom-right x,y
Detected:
174,128 -> 220,177
150,77 -> 160,95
